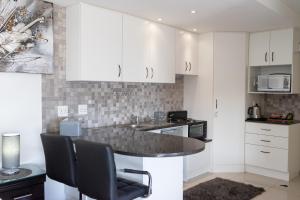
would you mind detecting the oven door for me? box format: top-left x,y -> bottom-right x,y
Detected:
188,123 -> 205,139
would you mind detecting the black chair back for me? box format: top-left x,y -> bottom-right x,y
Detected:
74,140 -> 117,200
40,134 -> 77,187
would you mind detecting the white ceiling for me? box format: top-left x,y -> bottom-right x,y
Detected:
48,0 -> 300,33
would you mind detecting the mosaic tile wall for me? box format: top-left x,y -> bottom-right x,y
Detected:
264,94 -> 300,119
42,6 -> 184,132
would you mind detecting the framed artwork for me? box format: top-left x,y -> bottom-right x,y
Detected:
0,0 -> 53,74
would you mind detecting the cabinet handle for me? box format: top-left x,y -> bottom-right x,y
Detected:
151,67 -> 154,79
189,62 -> 192,71
260,139 -> 271,143
215,99 -> 218,109
118,65 -> 121,77
185,62 -> 189,71
261,128 -> 271,131
265,52 -> 268,63
14,194 -> 33,200
260,151 -> 270,154
272,52 -> 274,62
146,67 -> 149,78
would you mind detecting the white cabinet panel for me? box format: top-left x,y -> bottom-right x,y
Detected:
176,31 -> 199,75
67,3 -> 176,83
245,133 -> 288,149
67,3 -> 123,81
245,144 -> 288,172
245,122 -> 289,137
189,34 -> 199,75
270,29 -> 293,65
213,33 -> 247,171
150,23 -> 176,83
249,31 -> 270,66
184,142 -> 211,181
123,15 -> 150,82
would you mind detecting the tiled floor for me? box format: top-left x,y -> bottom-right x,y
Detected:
184,172 -> 300,200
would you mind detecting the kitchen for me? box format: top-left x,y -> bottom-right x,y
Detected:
0,0 -> 300,200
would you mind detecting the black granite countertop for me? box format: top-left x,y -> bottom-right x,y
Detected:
70,126 -> 205,157
245,118 -> 300,125
118,121 -> 187,131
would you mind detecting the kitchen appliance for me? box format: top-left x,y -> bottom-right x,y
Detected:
60,118 -> 82,136
167,111 -> 207,140
257,74 -> 291,92
248,104 -> 261,119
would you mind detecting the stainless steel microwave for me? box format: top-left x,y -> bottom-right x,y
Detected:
257,74 -> 291,92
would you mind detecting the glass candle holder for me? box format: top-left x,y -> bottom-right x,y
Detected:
1,133 -> 20,175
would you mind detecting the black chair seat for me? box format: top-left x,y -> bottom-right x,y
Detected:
117,177 -> 148,200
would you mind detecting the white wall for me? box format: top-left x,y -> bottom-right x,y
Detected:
0,72 -> 64,200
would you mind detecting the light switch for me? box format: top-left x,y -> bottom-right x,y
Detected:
78,104 -> 88,115
57,106 -> 68,117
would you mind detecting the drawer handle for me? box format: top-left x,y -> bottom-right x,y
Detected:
260,140 -> 271,143
260,151 -> 270,154
14,194 -> 32,200
261,128 -> 271,131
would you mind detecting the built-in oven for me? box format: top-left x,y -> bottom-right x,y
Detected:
167,110 -> 207,141
188,121 -> 207,140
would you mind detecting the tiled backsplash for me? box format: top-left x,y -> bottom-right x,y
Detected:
42,6 -> 183,132
264,94 -> 300,119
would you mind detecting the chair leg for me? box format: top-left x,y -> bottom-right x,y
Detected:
79,191 -> 82,200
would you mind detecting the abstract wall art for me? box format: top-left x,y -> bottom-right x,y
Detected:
0,0 -> 53,74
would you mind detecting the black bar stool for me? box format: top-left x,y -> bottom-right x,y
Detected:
74,140 -> 152,200
40,134 -> 82,199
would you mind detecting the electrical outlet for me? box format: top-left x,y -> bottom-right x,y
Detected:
78,104 -> 88,115
57,106 -> 68,117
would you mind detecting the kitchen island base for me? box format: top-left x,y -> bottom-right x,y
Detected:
115,154 -> 183,200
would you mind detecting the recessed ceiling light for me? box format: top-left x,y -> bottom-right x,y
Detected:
191,10 -> 197,14
193,28 -> 197,32
157,18 -> 162,22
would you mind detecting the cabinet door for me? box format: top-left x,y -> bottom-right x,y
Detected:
150,23 -> 176,83
249,31 -> 270,66
176,31 -> 199,75
245,144 -> 288,172
270,29 -> 293,65
123,15 -> 151,82
213,33 -> 247,170
176,31 -> 189,74
80,3 -> 123,81
189,33 -> 199,75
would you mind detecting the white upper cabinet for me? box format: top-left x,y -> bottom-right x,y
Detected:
66,3 -> 123,81
249,29 -> 294,66
123,15 -> 151,82
249,31 -> 270,66
67,3 -> 176,83
150,23 -> 176,83
123,16 -> 175,83
176,31 -> 199,75
269,29 -> 293,65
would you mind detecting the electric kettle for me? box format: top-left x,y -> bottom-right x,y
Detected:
248,104 -> 261,119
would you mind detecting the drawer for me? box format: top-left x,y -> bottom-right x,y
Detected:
245,133 -> 288,149
245,122 -> 289,137
245,144 -> 288,172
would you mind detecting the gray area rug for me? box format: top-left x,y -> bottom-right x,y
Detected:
184,178 -> 265,200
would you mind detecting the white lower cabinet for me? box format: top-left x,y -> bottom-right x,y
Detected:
245,122 -> 300,181
184,142 -> 212,181
148,125 -> 211,181
245,144 -> 288,172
